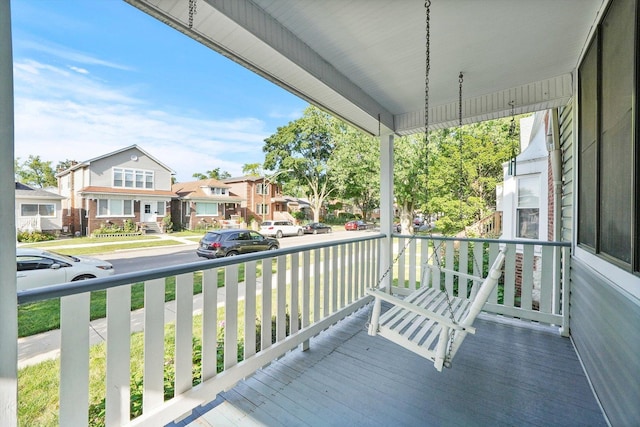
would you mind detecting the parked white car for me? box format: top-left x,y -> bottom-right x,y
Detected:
260,220 -> 303,238
16,248 -> 115,291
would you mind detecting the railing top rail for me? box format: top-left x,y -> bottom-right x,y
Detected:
392,233 -> 571,248
17,233 -> 385,305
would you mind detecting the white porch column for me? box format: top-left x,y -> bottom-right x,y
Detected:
0,0 -> 18,425
379,133 -> 394,292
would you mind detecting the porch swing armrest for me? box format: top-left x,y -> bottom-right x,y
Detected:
366,289 -> 475,334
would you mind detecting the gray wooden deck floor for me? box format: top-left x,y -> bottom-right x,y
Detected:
170,305 -> 607,427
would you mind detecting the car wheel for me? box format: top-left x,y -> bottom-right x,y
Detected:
269,245 -> 279,251
72,274 -> 96,281
328,228 -> 332,233
313,229 -> 318,235
297,229 -> 303,236
225,251 -> 239,257
276,230 -> 283,238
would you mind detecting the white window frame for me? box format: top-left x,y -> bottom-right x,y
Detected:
256,203 -> 269,215
20,203 -> 55,217
516,175 -> 540,239
97,199 -> 134,217
113,167 -> 154,189
256,183 -> 270,195
196,202 -> 218,216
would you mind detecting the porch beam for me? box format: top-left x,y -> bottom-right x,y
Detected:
0,0 -> 17,424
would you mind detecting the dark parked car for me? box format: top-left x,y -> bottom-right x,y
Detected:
344,220 -> 371,231
196,229 -> 279,259
303,222 -> 332,234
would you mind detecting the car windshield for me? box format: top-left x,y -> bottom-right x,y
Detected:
41,250 -> 79,263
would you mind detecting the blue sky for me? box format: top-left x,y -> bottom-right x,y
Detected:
11,0 -> 307,182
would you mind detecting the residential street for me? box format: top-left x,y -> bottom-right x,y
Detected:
18,228 -> 375,368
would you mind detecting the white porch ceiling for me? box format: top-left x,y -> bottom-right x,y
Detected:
125,0 -> 606,135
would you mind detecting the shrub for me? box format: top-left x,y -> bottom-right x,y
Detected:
16,230 -> 56,243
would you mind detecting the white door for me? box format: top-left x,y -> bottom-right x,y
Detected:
141,201 -> 156,223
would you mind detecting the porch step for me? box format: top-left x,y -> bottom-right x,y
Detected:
143,222 -> 162,234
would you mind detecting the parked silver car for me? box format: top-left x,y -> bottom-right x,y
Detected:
260,220 -> 303,238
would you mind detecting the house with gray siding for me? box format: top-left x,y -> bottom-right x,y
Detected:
56,145 -> 176,235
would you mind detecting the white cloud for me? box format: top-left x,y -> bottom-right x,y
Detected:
13,59 -> 270,182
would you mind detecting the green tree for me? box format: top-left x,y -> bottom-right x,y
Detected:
329,127 -> 380,221
242,163 -> 262,176
423,117 -> 520,234
394,134 -> 428,234
263,106 -> 343,222
192,167 -> 231,180
16,155 -> 57,188
55,159 -> 77,172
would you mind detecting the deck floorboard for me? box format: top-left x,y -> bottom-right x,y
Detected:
171,305 -> 606,427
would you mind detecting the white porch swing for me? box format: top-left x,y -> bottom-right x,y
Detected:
366,0 -> 507,372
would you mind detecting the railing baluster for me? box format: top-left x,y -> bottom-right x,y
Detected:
244,262 -> 257,358
289,255 -> 299,335
331,246 -> 340,313
202,268 -> 218,380
503,244 -> 516,307
174,273 -> 193,395
276,256 -> 287,342
314,248 -> 321,321
445,240 -> 455,295
261,258 -> 273,352
323,247 -> 330,317
143,278 -> 165,412
397,236 -> 406,290
521,245 -> 534,310
458,241 -> 469,298
224,265 -> 238,370
106,284 -> 131,426
301,251 -> 311,351
59,292 -> 90,427
540,246 -> 554,314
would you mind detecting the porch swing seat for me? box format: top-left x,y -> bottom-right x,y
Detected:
367,247 -> 507,371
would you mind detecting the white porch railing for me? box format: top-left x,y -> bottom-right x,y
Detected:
17,235 -> 382,426
391,235 -> 571,334
16,234 -> 570,426
16,216 -> 41,232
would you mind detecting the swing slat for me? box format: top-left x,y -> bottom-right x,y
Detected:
367,247 -> 507,371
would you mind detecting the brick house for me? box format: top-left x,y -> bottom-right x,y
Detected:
56,145 -> 175,236
224,175 -> 298,224
171,179 -> 245,230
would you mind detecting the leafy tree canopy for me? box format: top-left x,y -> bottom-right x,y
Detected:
15,155 -> 57,188
263,106 -> 345,222
192,167 -> 231,181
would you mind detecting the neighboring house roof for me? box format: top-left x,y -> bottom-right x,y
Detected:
79,186 -> 177,197
15,182 -> 64,200
172,179 -> 245,203
55,144 -> 175,177
223,175 -> 263,183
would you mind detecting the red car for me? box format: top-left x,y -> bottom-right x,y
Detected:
344,220 -> 370,231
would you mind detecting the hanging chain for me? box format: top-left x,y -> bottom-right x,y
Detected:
458,72 -> 464,220
423,0 -> 431,221
188,0 -> 197,29
508,100 -> 517,176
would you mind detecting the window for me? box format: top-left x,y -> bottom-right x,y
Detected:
156,201 -> 165,216
196,203 -> 218,216
256,183 -> 270,195
113,168 -> 154,189
577,0 -> 638,271
20,204 -> 55,217
212,187 -> 227,195
256,204 -> 269,215
516,176 -> 539,239
97,199 -> 134,216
